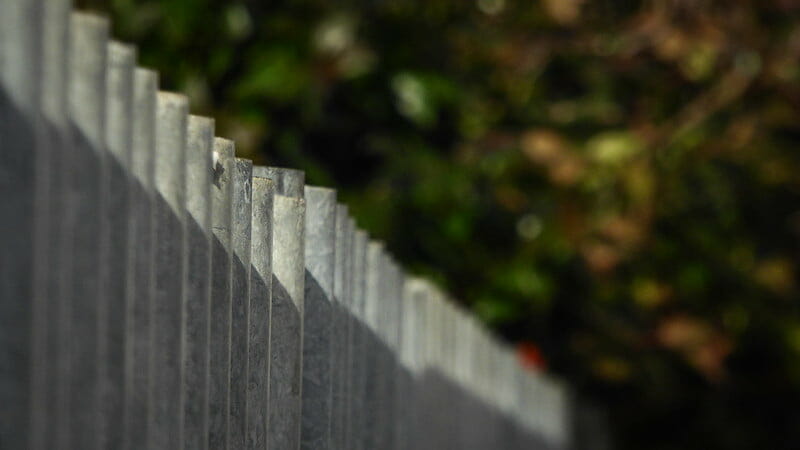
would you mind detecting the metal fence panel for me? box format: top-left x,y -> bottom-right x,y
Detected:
0,5 -> 604,450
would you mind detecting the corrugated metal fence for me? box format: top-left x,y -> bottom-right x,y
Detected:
0,1 -> 608,449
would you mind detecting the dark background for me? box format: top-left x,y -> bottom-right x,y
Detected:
80,0 -> 800,448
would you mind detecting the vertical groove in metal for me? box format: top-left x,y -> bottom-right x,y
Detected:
149,91 -> 188,450
300,186 -> 337,450
256,165 -> 306,449
183,115 -> 214,450
229,157 -> 253,450
98,40 -> 135,450
248,176 -> 275,450
208,138 -> 235,450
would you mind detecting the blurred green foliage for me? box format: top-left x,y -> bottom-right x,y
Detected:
82,0 -> 800,447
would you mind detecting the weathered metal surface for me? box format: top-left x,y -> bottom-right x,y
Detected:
347,230 -> 368,450
66,13 -> 109,450
98,40 -> 135,450
229,157 -> 253,450
182,115 -> 214,450
300,186 -> 337,450
361,240 -> 385,450
125,67 -> 158,450
342,217 -> 357,450
268,192 -> 306,450
330,204 -> 349,450
253,166 -> 305,199
208,138 -> 235,450
248,176 -> 275,450
149,91 -> 188,450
